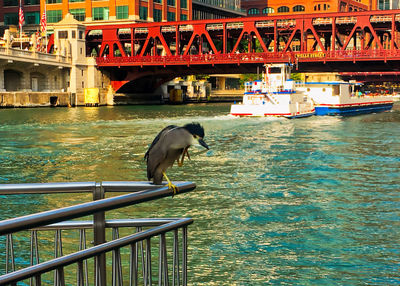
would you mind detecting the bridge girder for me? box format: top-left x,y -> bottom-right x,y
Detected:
86,10 -> 400,91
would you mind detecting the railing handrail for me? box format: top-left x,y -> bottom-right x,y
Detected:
33,218 -> 184,229
0,181 -> 96,194
0,181 -> 182,194
0,218 -> 193,285
0,181 -> 196,236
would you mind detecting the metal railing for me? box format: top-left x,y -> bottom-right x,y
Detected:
0,181 -> 196,286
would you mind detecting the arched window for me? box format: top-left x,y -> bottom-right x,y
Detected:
262,7 -> 274,14
314,4 -> 321,10
277,6 -> 289,13
248,8 -> 260,15
293,5 -> 305,12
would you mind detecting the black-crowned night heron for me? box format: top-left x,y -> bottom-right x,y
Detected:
144,122 -> 209,193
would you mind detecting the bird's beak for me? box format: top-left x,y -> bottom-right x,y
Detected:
198,138 -> 209,150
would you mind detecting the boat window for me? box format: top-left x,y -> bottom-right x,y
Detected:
322,88 -> 326,92
307,88 -> 310,92
269,67 -> 281,73
333,85 -> 339,95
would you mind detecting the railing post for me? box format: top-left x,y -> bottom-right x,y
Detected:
93,182 -> 106,286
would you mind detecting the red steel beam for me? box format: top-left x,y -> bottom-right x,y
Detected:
85,10 -> 400,68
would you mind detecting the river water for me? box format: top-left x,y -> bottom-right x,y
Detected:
0,104 -> 399,285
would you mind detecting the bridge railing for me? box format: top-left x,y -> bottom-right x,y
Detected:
0,181 -> 195,285
0,46 -> 71,66
96,49 -> 400,66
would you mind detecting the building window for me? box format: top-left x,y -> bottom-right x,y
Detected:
4,13 -> 18,25
25,11 -> 40,24
167,0 -> 175,6
154,0 -> 161,3
153,9 -> 162,22
378,0 -> 390,9
314,4 -> 321,10
167,11 -> 175,21
293,5 -> 305,12
4,0 -> 18,6
180,14 -> 187,20
181,0 -> 187,9
262,7 -> 274,14
69,0 -> 84,2
47,10 -> 62,23
46,0 -> 62,3
24,0 -> 40,5
92,7 -> 109,20
70,8 -> 85,21
116,6 -> 128,19
248,8 -> 259,15
277,6 -> 289,13
58,30 -> 68,39
139,6 -> 148,20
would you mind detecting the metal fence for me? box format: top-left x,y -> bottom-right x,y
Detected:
0,181 -> 196,286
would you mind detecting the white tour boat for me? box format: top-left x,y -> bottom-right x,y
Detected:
298,81 -> 394,116
230,64 -> 315,118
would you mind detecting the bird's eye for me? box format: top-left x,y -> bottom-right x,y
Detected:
194,135 -> 198,138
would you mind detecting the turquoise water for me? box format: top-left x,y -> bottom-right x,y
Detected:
0,104 -> 400,285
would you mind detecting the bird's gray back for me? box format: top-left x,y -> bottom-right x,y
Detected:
146,127 -> 193,181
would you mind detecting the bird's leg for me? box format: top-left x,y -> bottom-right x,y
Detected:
177,147 -> 190,167
162,172 -> 178,195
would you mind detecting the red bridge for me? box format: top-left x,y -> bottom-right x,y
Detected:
85,10 -> 400,92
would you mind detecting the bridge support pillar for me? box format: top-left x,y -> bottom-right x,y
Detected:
0,68 -> 4,91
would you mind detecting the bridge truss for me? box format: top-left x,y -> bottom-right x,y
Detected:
86,10 -> 400,69
85,10 -> 400,91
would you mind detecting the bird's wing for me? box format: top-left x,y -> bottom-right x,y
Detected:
145,125 -> 178,180
144,125 -> 177,161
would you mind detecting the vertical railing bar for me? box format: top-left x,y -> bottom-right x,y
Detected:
143,237 -> 148,286
116,228 -> 123,286
112,228 -> 117,286
77,261 -> 84,286
34,230 -> 40,265
146,238 -> 152,286
172,231 -> 175,286
173,229 -> 180,286
79,228 -> 88,286
30,231 -> 34,286
95,255 -> 102,286
82,229 -> 89,286
54,230 -> 59,286
182,227 -> 187,286
130,242 -> 138,286
35,275 -> 42,286
158,235 -> 163,286
162,233 -> 169,286
6,234 -> 16,273
55,229 -> 63,286
59,230 -> 63,257
5,233 -> 9,274
57,267 -> 65,286
29,230 -> 39,286
137,226 -> 146,284
93,182 -> 106,286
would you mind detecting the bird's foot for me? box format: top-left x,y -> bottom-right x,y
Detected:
163,172 -> 179,195
167,181 -> 179,195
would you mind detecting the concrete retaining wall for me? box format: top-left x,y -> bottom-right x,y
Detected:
0,92 -> 71,107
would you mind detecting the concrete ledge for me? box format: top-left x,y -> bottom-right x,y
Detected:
0,92 -> 72,108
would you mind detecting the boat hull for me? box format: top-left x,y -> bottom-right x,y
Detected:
315,102 -> 393,116
230,104 -> 315,118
